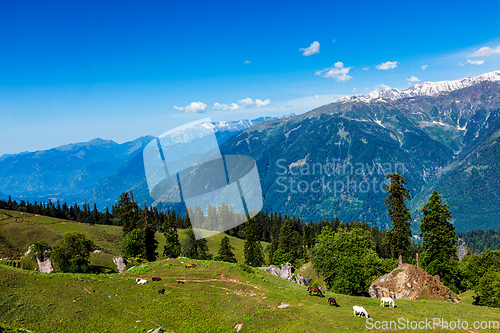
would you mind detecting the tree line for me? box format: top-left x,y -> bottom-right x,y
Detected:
2,172 -> 500,307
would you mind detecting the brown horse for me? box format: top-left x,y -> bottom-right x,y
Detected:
185,264 -> 196,268
307,286 -> 324,298
328,297 -> 339,307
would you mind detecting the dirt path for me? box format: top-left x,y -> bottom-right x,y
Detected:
170,276 -> 263,290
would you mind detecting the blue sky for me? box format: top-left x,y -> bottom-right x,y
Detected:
1,0 -> 500,155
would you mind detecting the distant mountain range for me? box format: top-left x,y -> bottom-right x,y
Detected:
2,71 -> 500,232
0,115 -> 291,209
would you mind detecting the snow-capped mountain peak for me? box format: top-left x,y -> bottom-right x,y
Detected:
339,70 -> 500,103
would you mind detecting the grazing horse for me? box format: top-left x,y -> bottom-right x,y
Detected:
307,286 -> 324,298
158,289 -> 165,294
353,306 -> 369,318
380,297 -> 395,308
152,277 -> 162,282
185,264 -> 196,268
328,297 -> 339,307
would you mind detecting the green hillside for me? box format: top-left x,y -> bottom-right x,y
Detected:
2,259 -> 500,332
0,209 -> 269,270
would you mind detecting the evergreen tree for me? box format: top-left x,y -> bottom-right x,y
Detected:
193,205 -> 204,229
122,229 -> 144,259
301,227 -> 309,261
244,218 -> 264,267
181,228 -> 212,260
163,214 -> 181,258
103,207 -> 111,225
268,226 -> 279,265
214,236 -> 237,263
142,224 -> 158,261
384,173 -> 412,266
116,192 -> 138,235
420,190 -> 458,288
272,219 -> 298,265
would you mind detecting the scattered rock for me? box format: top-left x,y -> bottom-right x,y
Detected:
369,264 -> 459,302
93,249 -> 101,254
113,257 -> 127,273
234,323 -> 243,332
147,328 -> 163,333
277,302 -> 290,309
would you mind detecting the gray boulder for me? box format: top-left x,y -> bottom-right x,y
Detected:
259,262 -> 294,280
113,257 -> 127,273
37,256 -> 54,274
295,274 -> 312,287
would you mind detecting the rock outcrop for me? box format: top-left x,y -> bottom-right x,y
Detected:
259,262 -> 294,280
113,257 -> 127,273
369,264 -> 460,302
295,274 -> 312,287
259,262 -> 313,286
37,256 -> 54,273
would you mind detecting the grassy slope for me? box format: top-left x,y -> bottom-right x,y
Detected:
2,210 -> 500,332
0,209 -> 270,269
2,261 -> 500,333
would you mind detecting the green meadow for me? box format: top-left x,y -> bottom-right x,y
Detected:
1,209 -> 500,332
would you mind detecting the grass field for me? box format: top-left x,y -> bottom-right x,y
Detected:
2,209 -> 500,332
0,209 -> 270,270
2,260 -> 500,332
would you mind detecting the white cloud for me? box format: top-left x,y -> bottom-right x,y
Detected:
467,59 -> 484,65
362,66 -> 369,70
300,41 -> 320,56
314,95 -> 320,100
184,101 -> 207,113
469,45 -> 500,57
332,39 -> 336,43
376,61 -> 398,70
375,84 -> 391,91
457,62 -> 465,67
352,87 -> 357,93
213,102 -> 240,111
237,97 -> 254,106
173,106 -> 184,111
255,99 -> 271,107
315,62 -> 353,82
405,76 -> 420,82
421,65 -> 428,70
244,60 -> 251,65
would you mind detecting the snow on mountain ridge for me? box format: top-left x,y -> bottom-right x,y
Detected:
339,70 -> 500,103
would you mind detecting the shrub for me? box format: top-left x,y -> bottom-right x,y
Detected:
473,269 -> 500,308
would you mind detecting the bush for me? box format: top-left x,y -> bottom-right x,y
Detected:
51,232 -> 94,273
474,269 -> 500,308
312,226 -> 397,296
30,240 -> 51,262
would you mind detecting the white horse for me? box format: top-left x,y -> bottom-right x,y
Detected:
353,306 -> 369,318
135,278 -> 148,285
380,297 -> 395,308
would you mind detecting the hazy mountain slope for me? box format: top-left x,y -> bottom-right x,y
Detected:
219,76 -> 500,231
0,137 -> 154,202
412,110 -> 500,231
